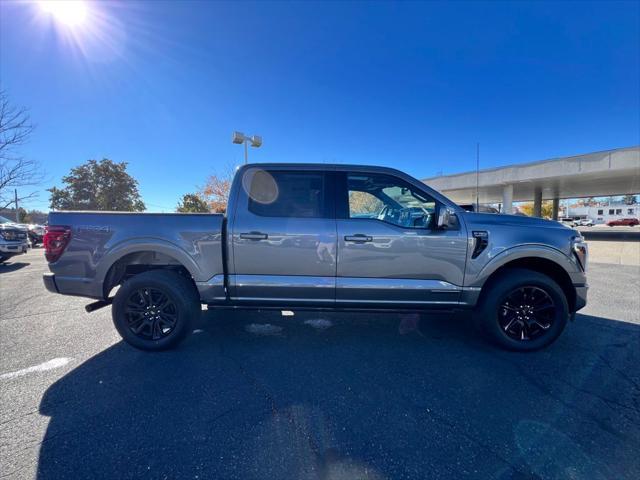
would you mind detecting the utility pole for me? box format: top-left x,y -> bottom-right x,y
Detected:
475,143 -> 480,212
14,189 -> 20,223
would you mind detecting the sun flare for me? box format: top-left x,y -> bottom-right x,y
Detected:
38,0 -> 88,27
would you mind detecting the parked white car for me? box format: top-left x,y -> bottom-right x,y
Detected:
573,219 -> 594,227
0,215 -> 29,263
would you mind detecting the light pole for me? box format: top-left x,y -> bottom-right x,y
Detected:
232,131 -> 262,164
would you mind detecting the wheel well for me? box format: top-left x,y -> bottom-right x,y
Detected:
480,257 -> 577,312
103,251 -> 195,298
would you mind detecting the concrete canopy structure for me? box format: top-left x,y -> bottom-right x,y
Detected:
423,146 -> 640,218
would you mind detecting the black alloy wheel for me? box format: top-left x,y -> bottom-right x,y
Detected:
498,286 -> 555,342
475,268 -> 569,351
112,269 -> 200,351
124,287 -> 178,341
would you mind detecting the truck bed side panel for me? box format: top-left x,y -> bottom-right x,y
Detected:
47,212 -> 224,300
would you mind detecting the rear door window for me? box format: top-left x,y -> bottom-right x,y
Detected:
247,170 -> 331,218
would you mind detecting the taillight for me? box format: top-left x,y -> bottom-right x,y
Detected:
43,226 -> 72,263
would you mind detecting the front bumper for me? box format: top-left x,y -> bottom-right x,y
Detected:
574,284 -> 588,312
0,243 -> 28,255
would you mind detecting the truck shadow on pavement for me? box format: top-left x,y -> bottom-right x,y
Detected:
0,261 -> 30,273
37,311 -> 640,480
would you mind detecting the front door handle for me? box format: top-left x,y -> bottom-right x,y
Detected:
240,232 -> 268,241
344,234 -> 373,243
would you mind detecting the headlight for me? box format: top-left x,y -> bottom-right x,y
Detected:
572,236 -> 588,272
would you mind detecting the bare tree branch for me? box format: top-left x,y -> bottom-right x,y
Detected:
1,191 -> 37,210
0,93 -> 34,156
0,90 -> 43,208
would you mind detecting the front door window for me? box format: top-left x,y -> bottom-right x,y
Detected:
347,174 -> 436,228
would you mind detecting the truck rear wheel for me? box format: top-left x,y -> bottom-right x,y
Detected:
112,270 -> 200,351
476,268 -> 569,351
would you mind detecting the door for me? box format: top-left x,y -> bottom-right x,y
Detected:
335,171 -> 468,306
230,168 -> 337,304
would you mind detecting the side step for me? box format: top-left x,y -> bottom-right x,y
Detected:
85,299 -> 112,313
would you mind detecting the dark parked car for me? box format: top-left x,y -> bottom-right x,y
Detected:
15,223 -> 46,246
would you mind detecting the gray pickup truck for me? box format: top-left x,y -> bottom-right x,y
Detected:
43,163 -> 588,351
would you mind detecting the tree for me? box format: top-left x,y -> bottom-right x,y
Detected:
349,191 -> 382,214
0,91 -> 43,209
176,193 -> 210,213
623,194 -> 638,205
48,159 -> 145,211
200,166 -> 234,213
518,200 -> 554,218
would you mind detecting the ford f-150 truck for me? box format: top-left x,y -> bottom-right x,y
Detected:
43,163 -> 588,351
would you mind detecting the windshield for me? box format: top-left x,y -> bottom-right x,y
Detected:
0,215 -> 14,224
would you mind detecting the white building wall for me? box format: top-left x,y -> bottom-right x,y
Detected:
566,203 -> 640,224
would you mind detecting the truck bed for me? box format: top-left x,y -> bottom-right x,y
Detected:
45,211 -> 225,300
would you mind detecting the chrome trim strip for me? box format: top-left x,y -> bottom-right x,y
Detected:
336,277 -> 460,291
335,299 -> 459,305
232,275 -> 334,288
230,274 -> 335,302
230,297 -> 335,303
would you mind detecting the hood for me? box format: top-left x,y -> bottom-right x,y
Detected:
0,223 -> 28,231
459,211 -> 582,260
460,212 -> 571,230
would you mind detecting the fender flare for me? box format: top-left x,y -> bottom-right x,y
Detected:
95,238 -> 203,286
469,244 -> 577,288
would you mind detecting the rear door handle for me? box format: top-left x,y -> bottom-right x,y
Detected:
344,234 -> 373,243
239,232 -> 268,241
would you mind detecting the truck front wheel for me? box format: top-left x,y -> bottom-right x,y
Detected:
476,268 -> 569,351
112,270 -> 200,351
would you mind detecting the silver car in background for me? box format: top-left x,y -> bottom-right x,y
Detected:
0,215 -> 29,263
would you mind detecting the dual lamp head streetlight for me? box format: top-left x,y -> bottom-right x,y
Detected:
232,131 -> 262,147
232,131 -> 262,164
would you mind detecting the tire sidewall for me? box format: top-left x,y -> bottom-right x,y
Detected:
480,270 -> 569,351
112,271 -> 197,351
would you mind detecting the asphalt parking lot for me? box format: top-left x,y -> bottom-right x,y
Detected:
1,249 -> 639,480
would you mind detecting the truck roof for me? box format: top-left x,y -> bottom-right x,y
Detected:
235,162 -> 461,212
240,162 -> 422,178
241,162 -> 408,175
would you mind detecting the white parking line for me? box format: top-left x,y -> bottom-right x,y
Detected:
0,358 -> 72,380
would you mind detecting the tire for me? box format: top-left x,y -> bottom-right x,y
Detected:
475,268 -> 569,352
112,270 -> 200,351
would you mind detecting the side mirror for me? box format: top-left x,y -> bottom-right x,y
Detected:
436,207 -> 452,230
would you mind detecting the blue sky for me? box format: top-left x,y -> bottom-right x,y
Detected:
1,1 -> 638,212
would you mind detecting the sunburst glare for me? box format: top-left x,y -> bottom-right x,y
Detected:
38,0 -> 88,27
34,0 -> 127,64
